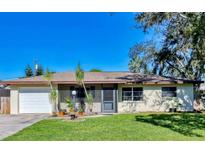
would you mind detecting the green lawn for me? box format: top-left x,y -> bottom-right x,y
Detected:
4,113 -> 205,141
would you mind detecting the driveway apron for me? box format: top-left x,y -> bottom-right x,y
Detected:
0,114 -> 49,140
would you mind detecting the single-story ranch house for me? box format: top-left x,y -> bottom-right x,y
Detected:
1,72 -> 203,114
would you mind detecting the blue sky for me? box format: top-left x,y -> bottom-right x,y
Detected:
0,12 -> 146,80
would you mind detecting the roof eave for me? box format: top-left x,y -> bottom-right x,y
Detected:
1,79 -> 203,86
0,81 -> 49,85
0,80 -> 127,85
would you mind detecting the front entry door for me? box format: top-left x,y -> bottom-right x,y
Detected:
102,87 -> 116,113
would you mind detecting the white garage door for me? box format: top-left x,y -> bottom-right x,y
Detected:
19,87 -> 52,113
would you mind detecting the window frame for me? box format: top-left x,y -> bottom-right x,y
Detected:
122,87 -> 143,102
122,87 -> 132,102
162,87 -> 177,98
133,87 -> 143,101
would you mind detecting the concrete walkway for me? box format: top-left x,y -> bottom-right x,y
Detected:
0,114 -> 49,140
82,114 -> 112,118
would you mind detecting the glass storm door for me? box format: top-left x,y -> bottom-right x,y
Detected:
102,87 -> 115,113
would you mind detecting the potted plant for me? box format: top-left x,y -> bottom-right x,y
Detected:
65,97 -> 76,120
58,109 -> 66,117
78,106 -> 84,116
65,97 -> 74,112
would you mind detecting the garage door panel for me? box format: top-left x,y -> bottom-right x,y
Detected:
20,98 -> 50,101
19,87 -> 52,113
20,104 -> 51,107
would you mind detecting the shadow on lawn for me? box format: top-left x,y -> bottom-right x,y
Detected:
135,113 -> 205,137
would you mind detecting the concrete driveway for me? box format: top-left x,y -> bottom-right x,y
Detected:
0,114 -> 49,140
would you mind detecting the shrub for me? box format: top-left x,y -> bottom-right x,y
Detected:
65,97 -> 74,112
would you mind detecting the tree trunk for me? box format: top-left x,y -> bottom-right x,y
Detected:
49,82 -> 59,113
52,102 -> 57,113
82,81 -> 89,99
82,81 -> 93,114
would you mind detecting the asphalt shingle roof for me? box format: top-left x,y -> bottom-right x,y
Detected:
1,72 -> 203,85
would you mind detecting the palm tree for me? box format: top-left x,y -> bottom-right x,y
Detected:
44,68 -> 58,114
75,63 -> 93,113
75,63 -> 88,98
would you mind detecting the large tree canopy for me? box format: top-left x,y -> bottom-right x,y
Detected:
129,12 -> 205,80
129,41 -> 159,74
35,64 -> 44,76
25,64 -> 33,77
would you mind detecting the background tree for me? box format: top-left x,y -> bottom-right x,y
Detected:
129,41 -> 158,74
132,12 -> 205,99
36,64 -> 44,76
132,12 -> 205,81
90,68 -> 102,72
25,64 -> 33,77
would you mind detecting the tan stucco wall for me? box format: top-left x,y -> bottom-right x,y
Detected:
10,86 -> 19,114
118,83 -> 194,113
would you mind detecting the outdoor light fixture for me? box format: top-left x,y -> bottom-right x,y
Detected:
72,90 -> 77,96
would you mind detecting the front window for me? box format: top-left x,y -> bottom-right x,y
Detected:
122,87 -> 143,101
162,87 -> 177,98
133,87 -> 143,101
122,88 -> 132,101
